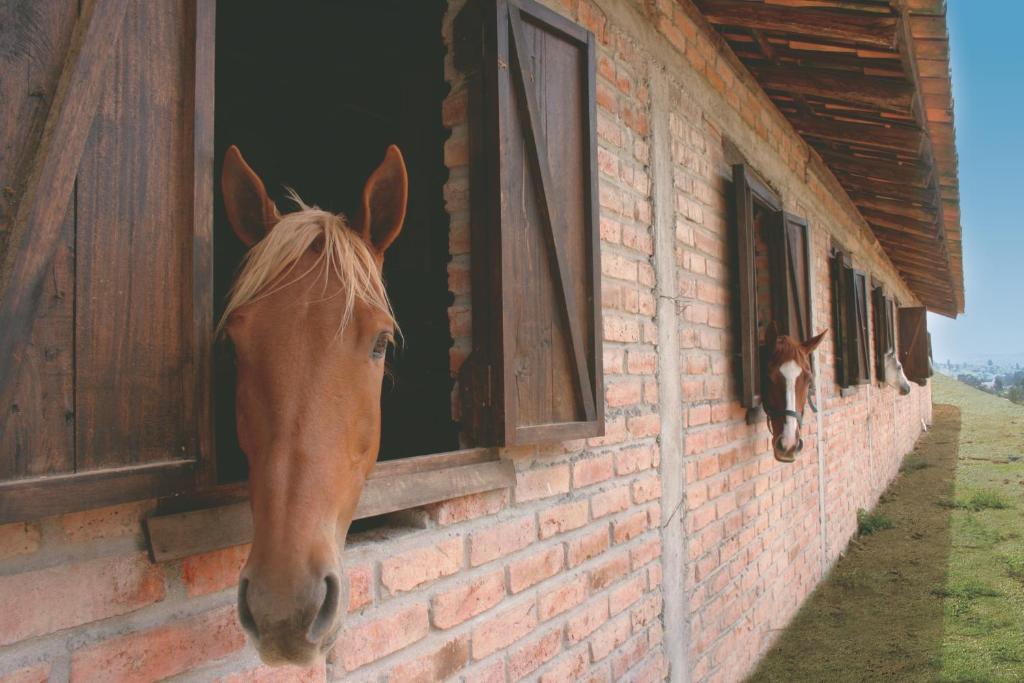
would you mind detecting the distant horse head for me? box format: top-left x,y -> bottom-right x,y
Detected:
761,323 -> 828,463
883,350 -> 912,395
219,145 -> 407,665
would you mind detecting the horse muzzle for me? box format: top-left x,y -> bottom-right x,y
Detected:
773,434 -> 804,463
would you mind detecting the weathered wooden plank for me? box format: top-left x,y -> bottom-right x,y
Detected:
0,0 -> 130,431
0,460 -> 194,524
789,113 -> 924,152
75,1 -> 196,470
753,64 -> 914,112
146,457 -> 516,562
698,0 -> 899,49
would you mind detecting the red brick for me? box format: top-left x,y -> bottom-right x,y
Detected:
1,553 -> 164,647
592,485 -> 631,518
572,454 -> 614,488
381,536 -> 462,594
70,606 -> 244,682
538,500 -> 589,539
539,648 -> 590,683
384,636 -> 469,683
346,563 -> 373,612
589,551 -> 631,591
615,445 -> 654,475
590,614 -> 631,661
626,350 -> 657,375
432,570 -> 505,629
464,658 -> 505,683
61,501 -> 154,542
470,517 -> 535,567
515,465 -> 571,503
472,600 -> 538,660
631,537 -> 662,569
338,604 -> 429,671
613,510 -> 648,544
0,522 -> 40,561
611,633 -> 650,679
538,574 -> 588,621
610,574 -> 645,615
0,663 -> 50,683
627,412 -> 661,438
181,544 -> 249,597
606,380 -> 642,407
567,527 -> 610,567
216,661 -> 325,683
425,489 -> 508,526
509,546 -> 564,593
632,475 -> 662,503
507,628 -> 562,681
566,598 -> 609,643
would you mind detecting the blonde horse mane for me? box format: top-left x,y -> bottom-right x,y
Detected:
217,191 -> 395,336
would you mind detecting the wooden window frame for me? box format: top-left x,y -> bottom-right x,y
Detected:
871,281 -> 896,383
733,163 -> 783,414
3,2 -> 520,540
149,0 -> 604,559
830,243 -> 869,391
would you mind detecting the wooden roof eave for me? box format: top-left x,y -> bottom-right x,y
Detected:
692,0 -> 964,317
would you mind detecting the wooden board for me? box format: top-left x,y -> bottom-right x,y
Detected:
146,451 -> 515,562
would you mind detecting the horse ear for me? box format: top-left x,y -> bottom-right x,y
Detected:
803,329 -> 828,353
221,146 -> 280,247
764,321 -> 779,348
354,145 -> 408,256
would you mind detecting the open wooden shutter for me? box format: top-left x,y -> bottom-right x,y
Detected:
781,213 -> 811,342
830,248 -> 850,387
0,0 -> 214,523
731,164 -> 782,410
455,0 -> 602,446
899,306 -> 930,385
872,284 -> 888,381
851,270 -> 870,383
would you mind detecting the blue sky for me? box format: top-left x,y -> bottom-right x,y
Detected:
927,0 -> 1024,363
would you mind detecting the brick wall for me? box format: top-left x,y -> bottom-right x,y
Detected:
0,1 -> 933,681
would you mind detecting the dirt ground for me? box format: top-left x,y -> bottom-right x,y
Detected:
748,375 -> 1024,682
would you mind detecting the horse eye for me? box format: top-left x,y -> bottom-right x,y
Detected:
371,332 -> 392,360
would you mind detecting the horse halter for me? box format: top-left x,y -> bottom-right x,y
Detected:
763,373 -> 818,439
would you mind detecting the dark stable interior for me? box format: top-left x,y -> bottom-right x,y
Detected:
213,0 -> 456,482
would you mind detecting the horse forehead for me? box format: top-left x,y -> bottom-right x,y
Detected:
779,360 -> 802,382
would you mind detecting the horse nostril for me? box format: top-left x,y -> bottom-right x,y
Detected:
796,437 -> 804,453
308,573 -> 341,643
237,579 -> 259,640
773,435 -> 784,452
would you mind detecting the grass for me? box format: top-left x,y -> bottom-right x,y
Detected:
954,489 -> 1013,512
857,508 -> 895,535
747,375 -> 1024,682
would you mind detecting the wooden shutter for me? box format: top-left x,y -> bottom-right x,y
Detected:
780,213 -> 811,342
732,164 -> 782,410
872,284 -> 888,381
0,0 -> 214,523
851,270 -> 870,383
899,306 -> 930,385
830,248 -> 850,387
455,0 -> 603,446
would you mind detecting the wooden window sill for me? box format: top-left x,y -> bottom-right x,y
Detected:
145,448 -> 513,562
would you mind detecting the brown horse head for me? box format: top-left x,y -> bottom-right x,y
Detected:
219,145 -> 407,665
762,322 -> 828,463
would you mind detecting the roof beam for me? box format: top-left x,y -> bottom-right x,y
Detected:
789,113 -> 924,153
698,0 -> 899,49
751,64 -> 915,112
